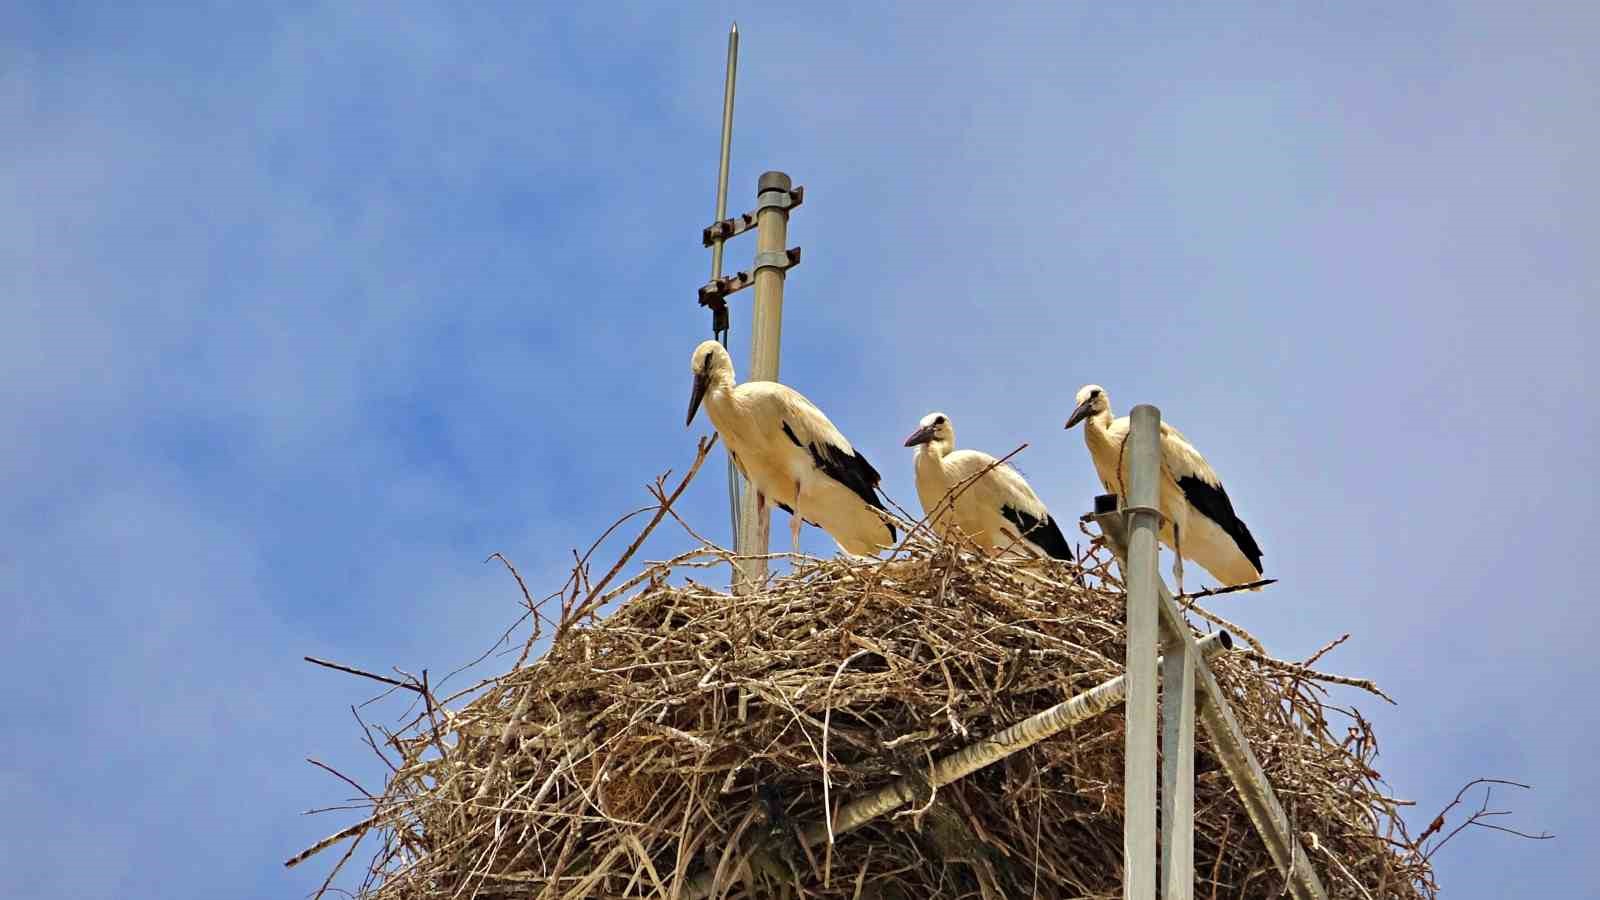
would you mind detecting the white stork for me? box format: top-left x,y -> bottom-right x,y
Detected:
685,340 -> 895,555
904,412 -> 1073,560
1064,385 -> 1263,589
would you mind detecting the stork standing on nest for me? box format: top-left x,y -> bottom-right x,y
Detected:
685,340 -> 895,556
1064,385 -> 1263,591
904,412 -> 1073,560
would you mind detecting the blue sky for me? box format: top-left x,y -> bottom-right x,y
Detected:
2,2 -> 1593,897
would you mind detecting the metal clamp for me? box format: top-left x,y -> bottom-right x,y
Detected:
755,183 -> 804,214
1120,504 -> 1167,524
753,246 -> 802,274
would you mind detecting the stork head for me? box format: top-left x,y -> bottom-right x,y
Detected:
903,411 -> 954,449
1064,385 -> 1108,430
686,340 -> 733,426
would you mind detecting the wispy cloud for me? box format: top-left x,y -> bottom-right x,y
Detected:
0,2 -> 1592,897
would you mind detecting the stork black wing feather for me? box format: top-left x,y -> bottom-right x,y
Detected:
1176,475 -> 1263,573
790,424 -> 895,542
999,506 -> 1074,561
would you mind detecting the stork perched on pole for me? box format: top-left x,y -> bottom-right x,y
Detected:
1064,385 -> 1263,590
904,412 -> 1073,560
685,340 -> 895,556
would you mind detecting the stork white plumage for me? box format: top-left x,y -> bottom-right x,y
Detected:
904,412 -> 1073,561
1064,385 -> 1264,590
685,340 -> 895,556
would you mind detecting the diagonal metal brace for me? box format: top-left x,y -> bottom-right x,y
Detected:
697,247 -> 802,307
702,185 -> 804,246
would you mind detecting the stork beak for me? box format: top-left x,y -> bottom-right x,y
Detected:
686,372 -> 709,427
1064,398 -> 1096,430
903,424 -> 937,447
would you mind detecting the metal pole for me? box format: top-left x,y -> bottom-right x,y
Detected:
1161,614 -> 1196,899
732,171 -> 792,592
709,22 -> 743,558
1124,404 -> 1162,900
709,24 -> 738,285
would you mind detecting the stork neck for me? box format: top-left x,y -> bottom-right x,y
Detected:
913,440 -> 951,487
1082,410 -> 1116,449
700,373 -> 737,426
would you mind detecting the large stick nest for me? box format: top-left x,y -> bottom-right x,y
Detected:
297,452 -> 1434,899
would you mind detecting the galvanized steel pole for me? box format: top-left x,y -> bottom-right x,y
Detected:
708,24 -> 738,284
709,23 -> 743,558
1124,404 -> 1163,900
1161,614 -> 1197,899
732,171 -> 793,592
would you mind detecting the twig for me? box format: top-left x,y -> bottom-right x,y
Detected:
1177,578 -> 1278,604
1302,633 -> 1350,669
304,656 -> 420,692
1242,650 -> 1397,704
285,815 -> 379,868
1423,778 -> 1552,860
306,758 -> 375,801
822,649 -> 872,844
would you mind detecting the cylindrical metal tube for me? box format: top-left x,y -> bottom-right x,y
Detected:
1161,618 -> 1197,900
733,171 -> 792,593
709,23 -> 738,283
747,171 -> 792,385
1123,403 -> 1163,900
711,23 -> 743,562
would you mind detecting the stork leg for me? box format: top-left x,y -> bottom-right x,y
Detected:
1172,522 -> 1185,596
788,482 -> 804,554
788,507 -> 803,553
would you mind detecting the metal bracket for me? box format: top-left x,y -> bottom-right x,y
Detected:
1082,494 -> 1166,525
754,246 -> 802,274
702,211 -> 757,247
697,247 -> 802,306
698,273 -> 751,308
701,185 -> 804,247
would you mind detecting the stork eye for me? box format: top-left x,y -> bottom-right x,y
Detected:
1091,390 -> 1102,399
934,416 -> 945,425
